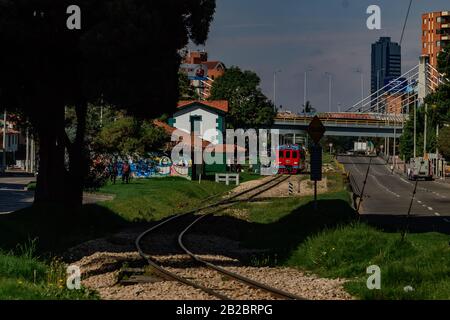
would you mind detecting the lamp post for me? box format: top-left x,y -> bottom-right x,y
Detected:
377,68 -> 386,113
303,67 -> 313,114
273,69 -> 282,112
2,109 -> 6,170
355,69 -> 364,111
325,72 -> 333,113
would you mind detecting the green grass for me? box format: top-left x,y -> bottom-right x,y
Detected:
26,182 -> 36,191
0,177 -> 233,300
235,172 -> 449,300
0,241 -> 97,300
288,224 -> 450,300
98,177 -> 233,222
0,177 -> 232,253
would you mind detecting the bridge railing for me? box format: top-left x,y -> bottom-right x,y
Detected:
274,117 -> 406,128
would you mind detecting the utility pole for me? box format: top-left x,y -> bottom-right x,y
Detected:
25,128 -> 29,172
424,103 -> 427,157
355,69 -> 364,111
273,70 -> 281,112
325,72 -> 332,113
30,137 -> 35,174
2,109 -> 6,170
393,118 -> 397,171
414,100 -> 417,158
436,124 -> 439,177
303,68 -> 312,115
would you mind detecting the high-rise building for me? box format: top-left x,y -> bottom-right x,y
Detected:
422,11 -> 450,69
371,37 -> 402,96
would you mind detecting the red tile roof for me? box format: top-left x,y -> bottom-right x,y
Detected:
153,120 -> 176,135
203,61 -> 224,70
177,100 -> 229,113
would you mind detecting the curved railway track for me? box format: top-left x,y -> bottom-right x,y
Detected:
135,174 -> 305,300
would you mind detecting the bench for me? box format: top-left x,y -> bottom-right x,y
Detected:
215,173 -> 240,186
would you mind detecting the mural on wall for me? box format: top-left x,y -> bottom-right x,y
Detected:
95,153 -> 192,180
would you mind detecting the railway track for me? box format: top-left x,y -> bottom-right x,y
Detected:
135,174 -> 305,300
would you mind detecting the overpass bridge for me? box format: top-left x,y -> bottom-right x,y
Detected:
274,112 -> 405,139
275,57 -> 448,145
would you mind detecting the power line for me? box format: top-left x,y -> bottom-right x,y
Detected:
400,0 -> 413,45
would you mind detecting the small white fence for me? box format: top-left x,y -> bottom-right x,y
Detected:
215,173 -> 240,186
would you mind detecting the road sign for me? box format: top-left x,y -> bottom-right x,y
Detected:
310,144 -> 322,181
307,116 -> 326,144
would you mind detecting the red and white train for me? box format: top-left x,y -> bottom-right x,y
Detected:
276,144 -> 307,174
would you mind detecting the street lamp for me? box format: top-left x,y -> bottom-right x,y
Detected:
304,67 -> 313,114
2,109 -> 6,171
273,69 -> 282,112
355,68 -> 364,111
325,72 -> 333,113
377,68 -> 386,113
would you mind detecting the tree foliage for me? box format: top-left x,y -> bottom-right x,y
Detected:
209,67 -> 276,129
94,117 -> 168,156
400,45 -> 450,161
438,126 -> 450,159
0,0 -> 216,206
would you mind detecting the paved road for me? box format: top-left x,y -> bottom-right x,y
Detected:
0,175 -> 35,214
338,155 -> 450,218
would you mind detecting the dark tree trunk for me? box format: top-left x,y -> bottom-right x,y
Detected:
65,103 -> 88,208
34,102 -> 67,205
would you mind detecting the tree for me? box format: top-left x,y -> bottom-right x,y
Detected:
400,44 -> 450,160
438,126 -> 450,160
178,72 -> 199,100
209,67 -> 276,129
0,0 -> 216,207
94,117 -> 168,156
437,43 -> 450,77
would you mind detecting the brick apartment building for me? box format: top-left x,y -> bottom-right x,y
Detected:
422,11 -> 450,69
181,50 -> 226,99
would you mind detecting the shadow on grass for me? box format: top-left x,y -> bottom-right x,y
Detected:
179,198 -> 359,265
0,203 -> 129,255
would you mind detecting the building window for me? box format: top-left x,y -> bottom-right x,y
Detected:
437,17 -> 442,23
423,43 -> 427,48
423,31 -> 427,36
437,41 -> 441,47
424,18 -> 427,24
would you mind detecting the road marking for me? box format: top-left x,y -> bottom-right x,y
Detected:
370,175 -> 401,198
417,200 -> 422,204
428,207 -> 434,211
434,212 -> 440,216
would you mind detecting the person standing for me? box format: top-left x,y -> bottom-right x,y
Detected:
110,161 -> 118,184
122,161 -> 131,184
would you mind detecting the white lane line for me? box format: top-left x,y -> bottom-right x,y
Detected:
417,200 -> 422,204
428,207 -> 434,211
371,175 -> 401,198
434,212 -> 441,216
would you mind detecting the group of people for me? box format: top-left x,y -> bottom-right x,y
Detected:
108,161 -> 131,184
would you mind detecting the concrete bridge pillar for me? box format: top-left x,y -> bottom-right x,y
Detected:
418,55 -> 430,104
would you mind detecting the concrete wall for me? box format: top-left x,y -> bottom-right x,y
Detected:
173,107 -> 222,144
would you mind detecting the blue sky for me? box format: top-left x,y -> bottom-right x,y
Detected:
192,0 -> 450,112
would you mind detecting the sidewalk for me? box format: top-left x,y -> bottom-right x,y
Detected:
0,174 -> 35,214
0,172 -> 115,214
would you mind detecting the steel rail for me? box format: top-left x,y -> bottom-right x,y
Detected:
135,174 -> 292,300
177,175 -> 306,300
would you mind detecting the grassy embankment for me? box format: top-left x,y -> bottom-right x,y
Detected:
235,158 -> 450,300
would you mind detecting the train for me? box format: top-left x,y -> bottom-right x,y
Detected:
276,144 -> 307,174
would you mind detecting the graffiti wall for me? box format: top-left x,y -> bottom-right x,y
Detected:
102,154 -> 191,179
